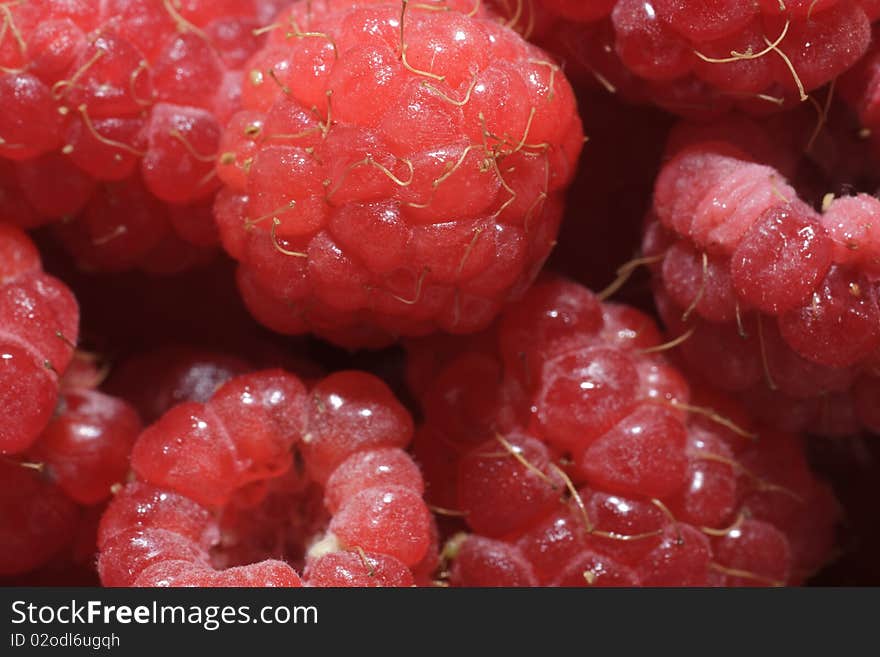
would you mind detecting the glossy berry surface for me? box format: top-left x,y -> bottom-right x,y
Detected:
1,357 -> 141,578
0,0 -> 286,271
645,109 -> 880,436
97,369 -> 434,587
407,277 -> 838,586
30,388 -> 140,505
2,0 -> 877,590
0,224 -> 79,454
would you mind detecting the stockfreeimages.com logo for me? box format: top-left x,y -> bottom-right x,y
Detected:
11,600 -> 318,632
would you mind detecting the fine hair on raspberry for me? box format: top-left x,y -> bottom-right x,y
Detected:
215,0 -> 583,347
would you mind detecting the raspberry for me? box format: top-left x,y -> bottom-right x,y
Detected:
499,0 -> 873,117
406,277 -> 838,586
97,369 -> 435,586
0,0 -> 286,271
216,0 -> 583,347
29,387 -> 141,505
645,110 -> 880,435
1,355 -> 141,577
0,224 -> 79,454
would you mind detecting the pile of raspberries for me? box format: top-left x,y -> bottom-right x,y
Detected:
4,0 -> 880,588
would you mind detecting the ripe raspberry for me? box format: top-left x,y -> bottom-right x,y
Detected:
1,356 -> 141,577
497,0 -> 874,117
0,224 -> 79,454
0,0 -> 286,271
97,369 -> 436,587
644,109 -> 880,436
216,0 -> 583,347
406,277 -> 838,586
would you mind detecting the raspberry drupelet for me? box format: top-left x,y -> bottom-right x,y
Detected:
97,369 -> 437,587
492,0 -> 875,118
215,0 -> 583,348
0,224 -> 79,454
406,277 -> 838,586
0,0 -> 286,271
644,108 -> 880,437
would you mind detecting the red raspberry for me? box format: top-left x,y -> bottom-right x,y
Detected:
0,0 -> 286,271
216,0 -> 583,347
645,109 -> 880,436
497,0 -> 873,117
97,369 -> 436,587
0,224 -> 79,454
406,277 -> 838,586
1,356 -> 141,577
